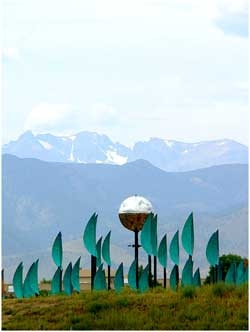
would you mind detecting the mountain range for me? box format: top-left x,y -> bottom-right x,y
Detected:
2,131 -> 248,171
2,154 -> 248,282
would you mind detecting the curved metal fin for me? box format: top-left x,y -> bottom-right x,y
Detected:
193,268 -> 201,287
170,264 -> 178,291
151,214 -> 158,256
71,257 -> 81,292
139,265 -> 149,293
158,234 -> 167,268
13,262 -> 23,298
140,213 -> 153,255
128,259 -> 137,290
94,264 -> 106,290
23,262 -> 37,298
181,212 -> 194,256
102,231 -> 111,266
83,213 -> 97,257
169,230 -> 179,265
96,236 -> 102,268
181,256 -> 193,287
206,230 -> 219,267
114,263 -> 124,292
225,262 -> 237,285
52,232 -> 63,268
63,262 -> 73,295
51,267 -> 61,294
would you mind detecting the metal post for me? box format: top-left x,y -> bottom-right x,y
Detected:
135,229 -> 139,289
59,268 -> 62,292
91,255 -> 97,290
163,267 -> 166,288
153,256 -> 157,287
148,255 -> 152,287
108,265 -> 111,290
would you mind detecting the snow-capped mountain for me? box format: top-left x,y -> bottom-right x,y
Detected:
2,131 -> 248,171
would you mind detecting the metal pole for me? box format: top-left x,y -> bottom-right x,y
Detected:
148,255 -> 152,287
91,255 -> 97,290
163,267 -> 166,288
108,265 -> 111,290
135,229 -> 139,289
153,256 -> 157,287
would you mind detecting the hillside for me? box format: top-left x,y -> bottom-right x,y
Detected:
2,154 -> 248,282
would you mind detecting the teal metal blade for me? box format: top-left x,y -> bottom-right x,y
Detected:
52,232 -> 63,268
102,231 -> 111,266
170,264 -> 178,291
181,212 -> 194,256
96,236 -> 102,268
29,259 -> 39,295
114,263 -> 124,292
206,230 -> 219,267
23,262 -> 36,298
71,257 -> 81,292
94,264 -> 107,290
181,256 -> 193,286
169,230 -> 179,265
158,234 -> 167,268
151,214 -> 158,257
140,213 -> 153,255
13,262 -> 23,298
139,265 -> 149,293
244,267 -> 248,283
51,267 -> 61,294
83,213 -> 97,257
63,262 -> 73,295
236,260 -> 245,285
193,268 -> 201,287
128,259 -> 137,290
225,262 -> 237,285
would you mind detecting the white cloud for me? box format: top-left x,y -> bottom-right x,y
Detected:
2,47 -> 21,61
24,103 -> 73,132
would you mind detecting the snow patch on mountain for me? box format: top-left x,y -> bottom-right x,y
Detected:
38,140 -> 53,150
106,150 -> 127,165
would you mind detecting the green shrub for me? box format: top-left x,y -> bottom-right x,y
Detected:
181,286 -> 197,299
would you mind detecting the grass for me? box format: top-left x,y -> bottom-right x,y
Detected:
1,283 -> 248,330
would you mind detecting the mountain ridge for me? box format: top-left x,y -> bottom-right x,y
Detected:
2,131 -> 248,171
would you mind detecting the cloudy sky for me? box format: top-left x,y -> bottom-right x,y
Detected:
2,0 -> 249,146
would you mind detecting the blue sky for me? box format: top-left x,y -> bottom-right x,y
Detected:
2,0 -> 249,146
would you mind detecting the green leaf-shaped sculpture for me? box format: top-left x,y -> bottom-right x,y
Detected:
94,264 -> 106,290
169,230 -> 179,266
236,260 -> 245,285
52,232 -> 63,268
225,262 -> 237,285
206,230 -> 219,267
170,264 -> 178,291
23,262 -> 37,298
140,213 -> 153,255
114,263 -> 124,292
51,267 -> 62,294
244,267 -> 248,283
151,214 -> 158,257
128,259 -> 137,290
139,265 -> 149,293
63,262 -> 73,295
102,231 -> 111,266
13,262 -> 23,299
181,212 -> 194,256
158,234 -> 167,268
96,236 -> 102,268
181,256 -> 193,286
71,257 -> 81,293
193,268 -> 201,287
83,213 -> 98,257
